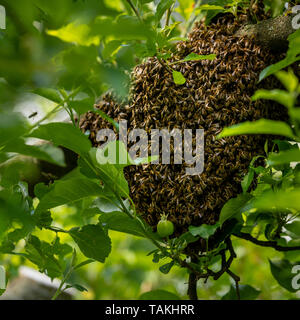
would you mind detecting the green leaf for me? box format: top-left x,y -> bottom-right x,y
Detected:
35,178 -> 104,212
217,119 -> 296,140
69,224 -> 111,263
92,109 -> 119,131
47,23 -> 100,46
183,53 -> 216,61
74,259 -> 95,270
0,190 -> 34,238
92,16 -> 155,41
189,222 -> 220,240
33,211 -> 53,229
268,149 -> 300,166
99,211 -> 145,237
259,29 -> 300,81
197,4 -> 225,11
275,70 -> 299,93
251,189 -> 300,211
3,139 -> 66,167
102,40 -> 123,60
67,283 -> 88,292
219,193 -> 252,225
24,236 -> 63,280
172,70 -> 186,85
252,89 -> 295,109
269,259 -> 300,292
0,113 -> 29,148
241,169 -> 255,194
159,261 -> 174,274
69,98 -> 95,115
139,289 -> 180,300
221,284 -> 261,300
285,221 -> 300,237
30,123 -> 91,156
32,88 -> 63,104
155,0 -> 175,23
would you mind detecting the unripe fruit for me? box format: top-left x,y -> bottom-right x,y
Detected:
157,215 -> 174,238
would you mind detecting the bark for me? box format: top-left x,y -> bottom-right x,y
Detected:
235,14 -> 297,51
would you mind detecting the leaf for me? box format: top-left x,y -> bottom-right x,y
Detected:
159,261 -> 174,274
32,88 -> 63,104
102,40 -> 123,60
241,169 -> 255,194
197,4 -> 225,11
268,149 -> 300,166
221,284 -> 261,300
92,16 -> 155,41
252,89 -> 295,109
0,113 -> 29,148
30,123 -> 91,156
35,178 -> 104,212
92,109 -> 119,131
251,189 -> 300,211
269,259 -> 300,292
33,211 -> 53,229
155,0 -> 175,23
67,284 -> 88,292
69,98 -> 95,115
217,119 -> 296,140
275,70 -> 299,93
172,70 -> 186,85
139,289 -> 180,300
183,53 -> 216,61
47,23 -> 100,46
259,29 -> 300,81
99,211 -> 145,237
74,259 -> 95,270
24,236 -> 63,280
219,193 -> 252,225
189,223 -> 220,240
0,190 -> 34,238
285,221 -> 300,236
69,224 -> 111,263
3,139 -> 66,167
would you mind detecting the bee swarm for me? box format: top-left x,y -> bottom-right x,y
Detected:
80,13 -> 288,234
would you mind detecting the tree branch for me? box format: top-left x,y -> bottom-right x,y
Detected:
187,271 -> 198,300
235,14 -> 296,51
234,232 -> 300,251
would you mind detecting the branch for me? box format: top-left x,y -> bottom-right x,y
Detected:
187,271 -> 198,300
235,14 -> 296,51
234,232 -> 300,251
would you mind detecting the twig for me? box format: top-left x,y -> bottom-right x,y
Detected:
234,232 -> 300,251
165,6 -> 173,27
226,269 -> 240,300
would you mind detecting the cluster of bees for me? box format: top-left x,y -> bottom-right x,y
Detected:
80,11 -> 288,235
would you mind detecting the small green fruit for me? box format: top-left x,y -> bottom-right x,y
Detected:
157,215 -> 174,238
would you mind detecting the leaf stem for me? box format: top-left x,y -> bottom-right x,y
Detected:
126,0 -> 142,21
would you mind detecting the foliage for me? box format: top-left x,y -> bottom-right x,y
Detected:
0,0 -> 300,300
